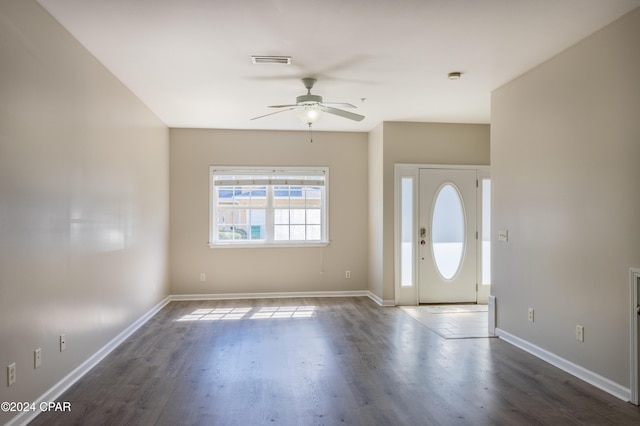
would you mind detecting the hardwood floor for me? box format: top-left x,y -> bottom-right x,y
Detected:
31,297 -> 640,425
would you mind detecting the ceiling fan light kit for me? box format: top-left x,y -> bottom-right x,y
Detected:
297,106 -> 322,125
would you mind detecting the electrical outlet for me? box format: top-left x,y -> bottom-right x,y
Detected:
34,348 -> 42,369
200,273 -> 206,282
576,325 -> 584,342
345,270 -> 351,279
60,334 -> 66,352
528,308 -> 534,322
7,363 -> 16,386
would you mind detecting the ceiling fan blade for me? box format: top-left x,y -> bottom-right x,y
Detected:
321,102 -> 356,108
250,107 -> 296,120
321,106 -> 365,122
267,104 -> 299,108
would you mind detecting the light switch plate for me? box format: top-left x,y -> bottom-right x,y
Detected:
34,348 -> 42,369
7,363 -> 16,386
498,229 -> 509,242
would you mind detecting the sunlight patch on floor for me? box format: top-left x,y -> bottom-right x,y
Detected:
175,306 -> 317,322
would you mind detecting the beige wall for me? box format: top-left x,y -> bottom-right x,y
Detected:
367,122 -> 490,303
0,1 -> 170,423
170,128 -> 368,295
491,7 -> 640,387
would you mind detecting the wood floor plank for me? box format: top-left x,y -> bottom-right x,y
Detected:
29,297 -> 640,425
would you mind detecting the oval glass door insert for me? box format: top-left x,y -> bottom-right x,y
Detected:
431,184 -> 465,280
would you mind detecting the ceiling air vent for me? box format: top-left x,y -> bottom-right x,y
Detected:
251,55 -> 291,65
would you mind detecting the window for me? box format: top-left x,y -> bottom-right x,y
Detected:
481,178 -> 491,285
400,177 -> 414,287
210,167 -> 328,247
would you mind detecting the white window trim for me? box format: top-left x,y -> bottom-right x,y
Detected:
209,166 -> 330,248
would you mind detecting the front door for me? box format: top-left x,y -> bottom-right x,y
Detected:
419,168 -> 477,303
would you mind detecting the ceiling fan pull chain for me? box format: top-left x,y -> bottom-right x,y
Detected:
308,123 -> 313,143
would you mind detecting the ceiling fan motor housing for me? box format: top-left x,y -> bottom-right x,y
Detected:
297,77 -> 322,104
296,94 -> 322,104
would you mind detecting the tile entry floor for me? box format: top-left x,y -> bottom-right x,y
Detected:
400,304 -> 496,339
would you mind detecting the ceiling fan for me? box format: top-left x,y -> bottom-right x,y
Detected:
251,77 -> 365,125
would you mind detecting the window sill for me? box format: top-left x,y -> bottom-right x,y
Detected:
208,242 -> 330,249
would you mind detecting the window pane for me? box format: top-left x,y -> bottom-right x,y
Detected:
217,208 -> 234,226
274,209 -> 289,224
401,177 -> 413,287
218,227 -> 235,240
290,225 -> 306,240
290,209 -> 305,224
307,209 -> 321,224
432,184 -> 465,280
217,188 -> 235,205
306,225 -> 321,240
218,226 -> 248,240
234,186 -> 250,204
482,179 -> 491,285
274,186 -> 290,208
274,225 -> 289,240
248,186 -> 266,207
217,207 -> 250,240
249,209 -> 265,240
289,186 -> 303,199
305,187 -> 321,203
218,185 -> 267,208
233,225 -> 250,240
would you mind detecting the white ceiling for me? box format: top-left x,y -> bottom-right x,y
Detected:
37,0 -> 640,132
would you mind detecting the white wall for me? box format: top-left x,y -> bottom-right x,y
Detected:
491,7 -> 640,388
0,1 -> 170,423
169,128 -> 368,295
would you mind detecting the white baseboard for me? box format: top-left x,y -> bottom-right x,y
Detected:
496,327 -> 631,402
171,290 -> 395,306
170,290 -> 397,307
5,296 -> 171,426
170,290 -> 371,301
169,290 -> 396,306
366,291 -> 396,306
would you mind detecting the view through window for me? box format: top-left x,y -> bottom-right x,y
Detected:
210,167 -> 328,246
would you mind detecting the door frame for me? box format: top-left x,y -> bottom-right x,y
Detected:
394,164 -> 490,306
630,268 -> 640,405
